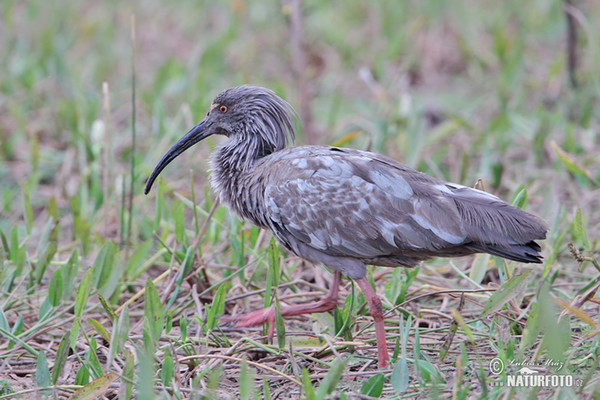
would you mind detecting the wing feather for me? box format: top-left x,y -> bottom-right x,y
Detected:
260,147 -> 469,263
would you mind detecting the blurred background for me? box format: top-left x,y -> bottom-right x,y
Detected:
1,0 -> 599,398
2,0 -> 599,229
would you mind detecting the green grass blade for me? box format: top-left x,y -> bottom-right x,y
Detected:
35,351 -> 50,388
275,298 -> 285,349
23,187 -> 33,234
87,318 -> 110,342
206,283 -> 227,331
91,241 -> 117,297
161,349 -> 174,386
75,269 -> 92,320
70,372 -> 118,400
143,278 -> 164,346
109,305 -> 129,365
480,271 -> 531,317
52,332 -> 70,384
47,268 -> 63,307
0,326 -> 38,356
98,294 -> 117,321
391,357 -> 409,394
572,207 -> 590,249
239,359 -> 255,400
510,185 -> 528,209
360,373 -> 384,397
118,350 -> 135,399
315,358 -> 346,399
0,306 -> 8,331
302,368 -> 316,400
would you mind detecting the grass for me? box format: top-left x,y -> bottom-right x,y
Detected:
1,0 -> 600,398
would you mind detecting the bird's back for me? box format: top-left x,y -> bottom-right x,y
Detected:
247,145 -> 546,275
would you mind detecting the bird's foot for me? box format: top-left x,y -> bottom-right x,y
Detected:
223,295 -> 341,339
225,306 -> 278,338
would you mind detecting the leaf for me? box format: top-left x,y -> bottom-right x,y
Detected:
109,305 -> 129,365
85,337 -> 104,379
302,368 -> 316,400
9,315 -> 23,349
87,318 -> 110,342
239,359 -> 255,400
70,372 -> 118,400
510,185 -> 527,209
391,358 -> 409,394
521,302 -> 539,349
174,202 -> 185,244
0,325 -> 38,356
38,298 -> 53,321
572,207 -> 590,249
161,349 -> 174,385
262,375 -> 272,400
360,373 -> 384,397
315,358 -> 346,399
0,229 -> 9,260
36,351 -> 50,388
126,240 -> 151,278
70,268 -> 92,350
550,140 -> 598,186
555,298 -> 598,330
275,298 -> 285,349
98,294 -> 117,321
74,365 -> 90,386
480,271 -> 531,317
47,195 -> 59,222
75,269 -> 92,319
35,242 -> 57,286
23,187 -> 33,234
264,238 -> 280,308
52,332 -> 70,384
206,284 -> 226,331
537,280 -> 570,365
144,279 -> 164,345
438,318 -> 458,362
119,351 -> 134,400
35,217 -> 56,284
62,250 -> 80,301
10,226 -> 20,269
469,254 -> 490,285
416,359 -> 444,384
180,315 -> 187,341
48,268 -> 63,307
0,306 -> 8,331
70,322 -> 81,352
91,241 -> 117,296
450,309 -> 475,343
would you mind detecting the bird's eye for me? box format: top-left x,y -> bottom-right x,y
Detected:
219,105 -> 228,113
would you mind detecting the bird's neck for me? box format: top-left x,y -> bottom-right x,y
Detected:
208,136 -> 275,226
213,135 -> 275,173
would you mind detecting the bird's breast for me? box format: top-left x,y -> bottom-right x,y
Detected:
209,157 -> 271,229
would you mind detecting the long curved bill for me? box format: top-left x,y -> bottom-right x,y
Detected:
144,118 -> 214,194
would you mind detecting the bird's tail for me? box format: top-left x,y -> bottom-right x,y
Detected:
451,190 -> 547,263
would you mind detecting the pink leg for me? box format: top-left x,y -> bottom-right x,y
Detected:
355,277 -> 389,368
230,271 -> 342,337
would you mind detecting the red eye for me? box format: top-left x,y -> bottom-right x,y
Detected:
219,105 -> 228,113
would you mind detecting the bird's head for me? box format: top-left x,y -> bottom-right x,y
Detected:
144,85 -> 296,194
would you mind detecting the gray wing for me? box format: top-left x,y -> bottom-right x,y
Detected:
259,146 -> 471,266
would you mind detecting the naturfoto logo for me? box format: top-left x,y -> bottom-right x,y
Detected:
488,358 -> 582,388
